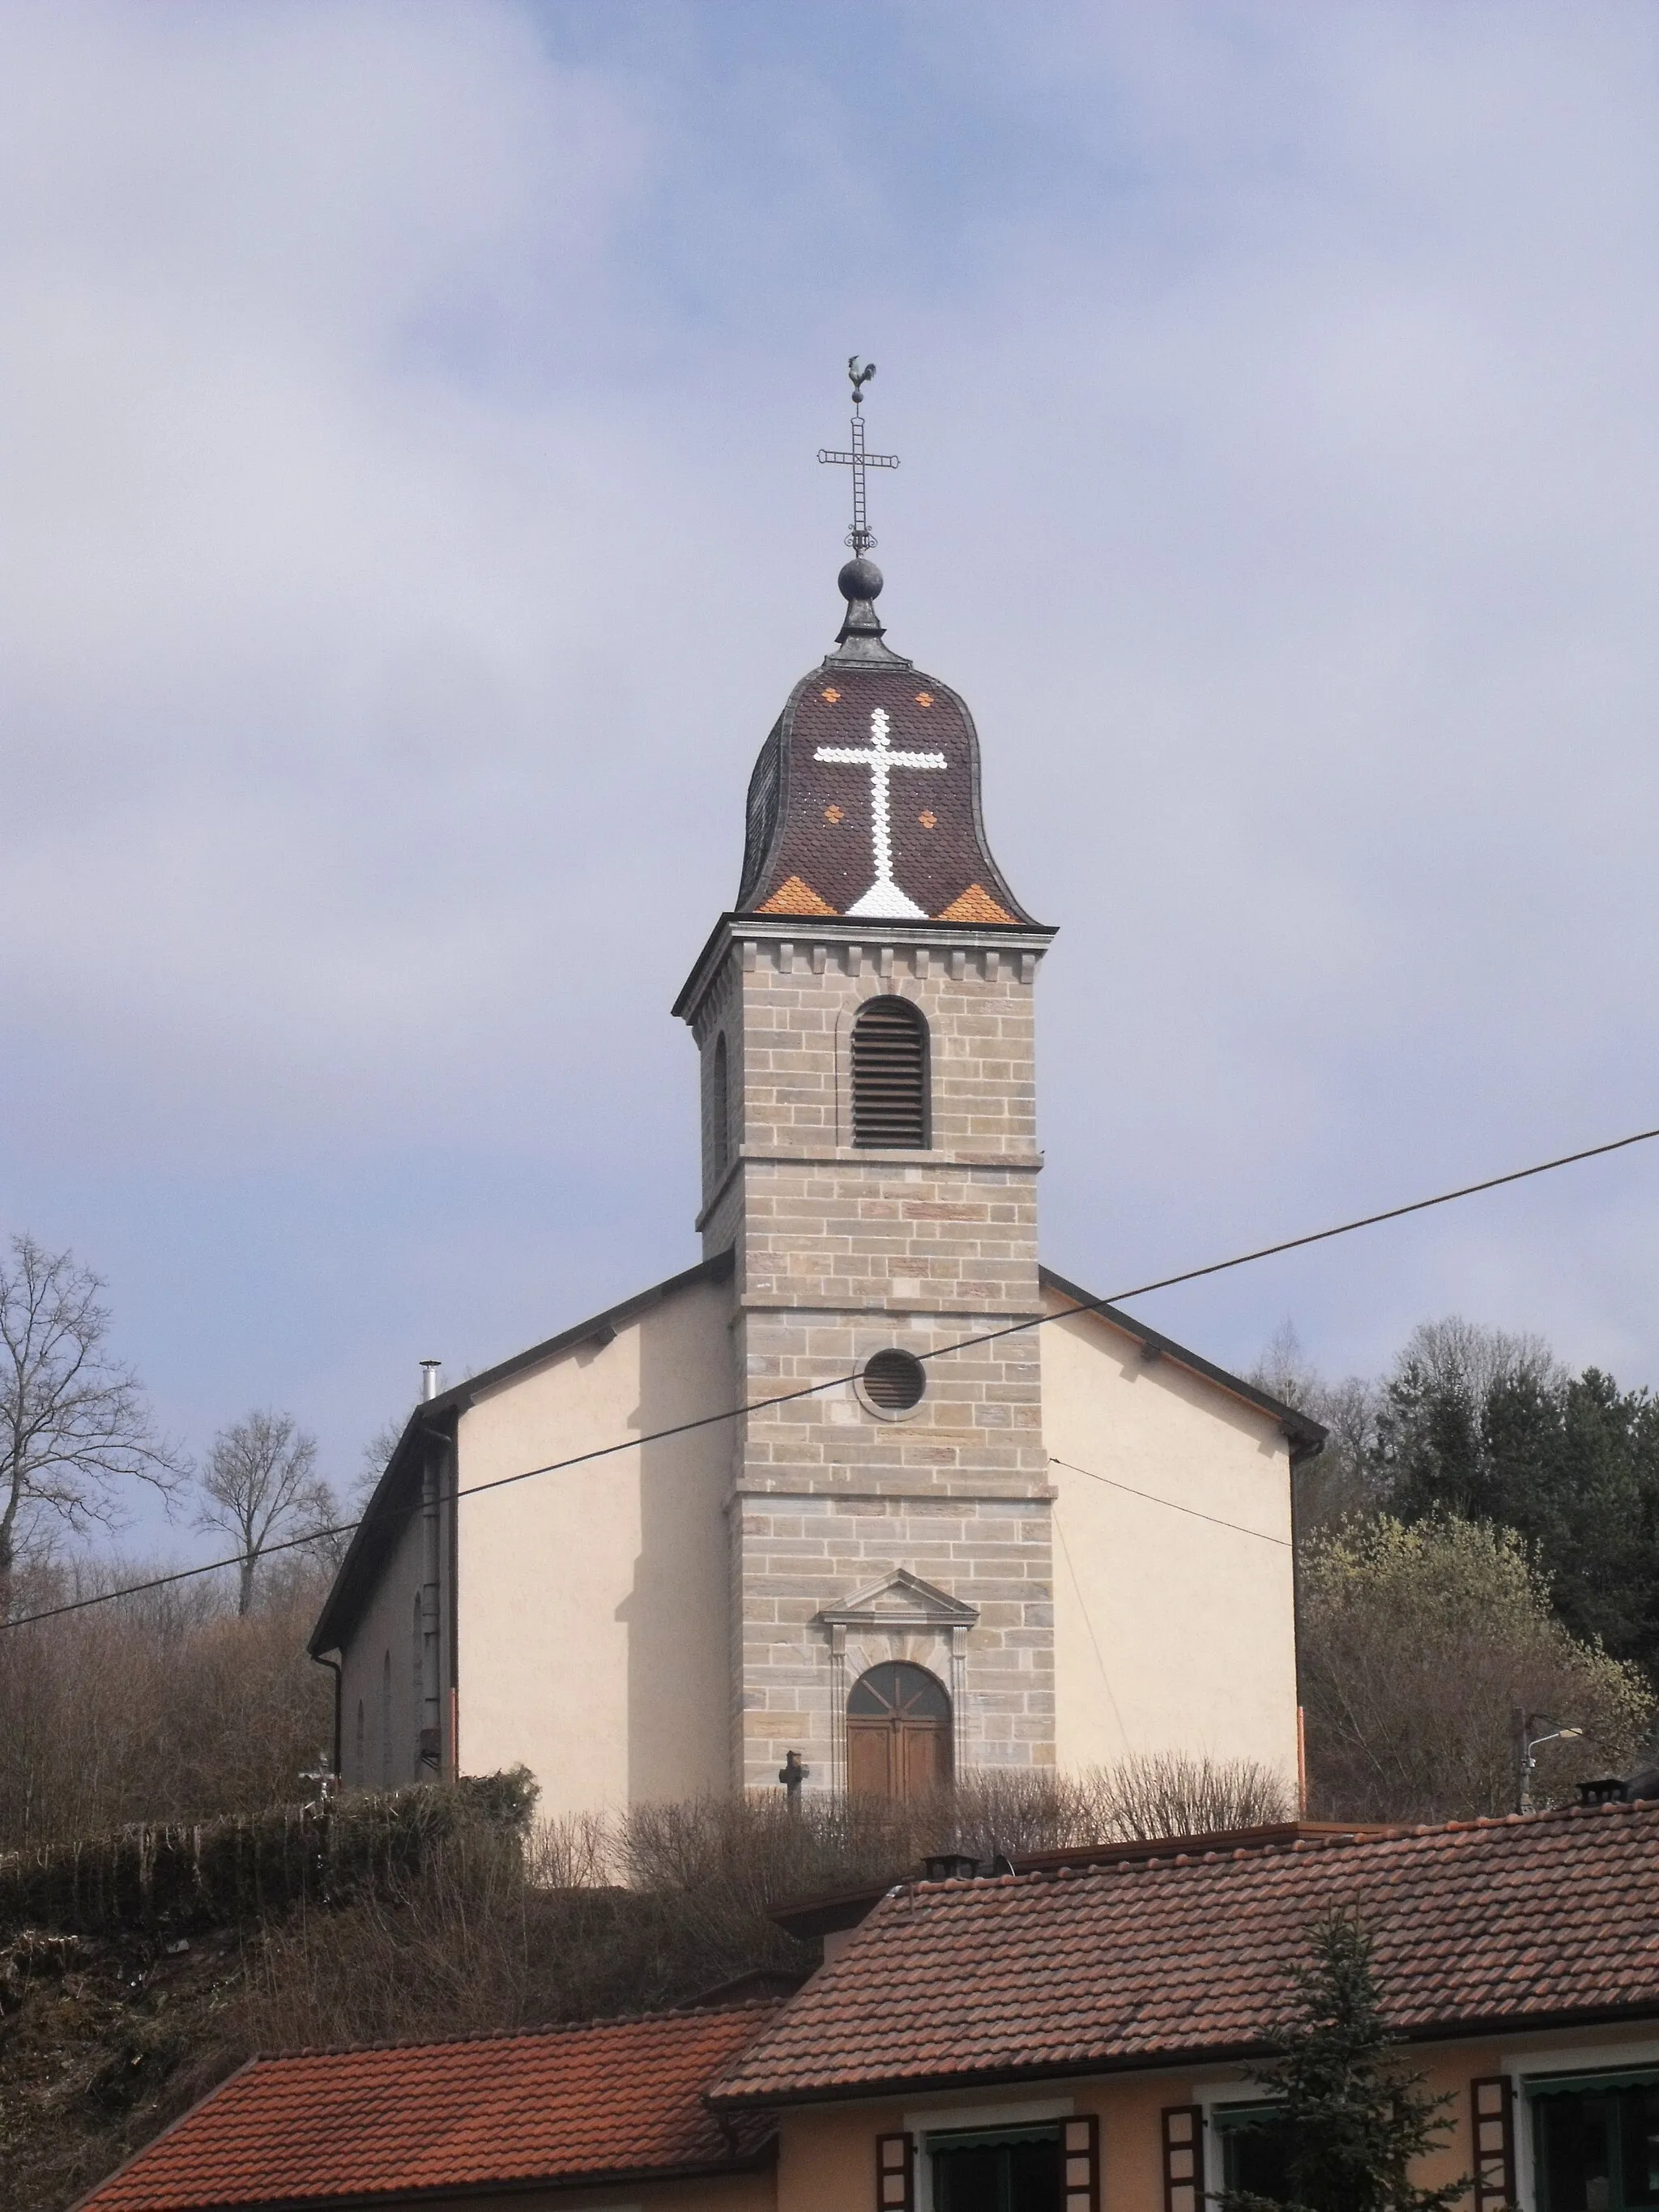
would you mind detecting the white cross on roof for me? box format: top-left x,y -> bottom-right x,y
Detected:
815,708 -> 945,918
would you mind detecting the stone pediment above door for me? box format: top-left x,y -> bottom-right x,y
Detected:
816,1569 -> 979,1632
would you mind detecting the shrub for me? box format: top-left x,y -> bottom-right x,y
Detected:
1301,1515 -> 1652,1822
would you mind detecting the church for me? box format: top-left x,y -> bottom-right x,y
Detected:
310,391 -> 1323,1813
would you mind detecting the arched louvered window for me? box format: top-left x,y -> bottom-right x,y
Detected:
710,1034 -> 730,1178
851,997 -> 929,1149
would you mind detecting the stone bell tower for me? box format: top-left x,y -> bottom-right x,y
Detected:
673,384 -> 1058,1794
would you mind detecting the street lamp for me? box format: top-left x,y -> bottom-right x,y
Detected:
1517,1717 -> 1583,1814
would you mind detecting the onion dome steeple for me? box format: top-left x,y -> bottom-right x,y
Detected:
732,367 -> 1037,927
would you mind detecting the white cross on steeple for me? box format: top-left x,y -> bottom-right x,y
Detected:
816,707 -> 946,918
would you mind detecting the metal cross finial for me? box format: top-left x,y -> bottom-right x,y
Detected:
818,356 -> 898,554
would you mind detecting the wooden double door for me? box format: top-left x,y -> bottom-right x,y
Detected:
847,1661 -> 953,1801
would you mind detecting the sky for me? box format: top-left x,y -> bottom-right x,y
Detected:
2,1 -> 1658,1558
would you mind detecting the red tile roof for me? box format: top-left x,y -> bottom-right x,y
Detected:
77,2002 -> 779,2211
714,1802 -> 1659,2108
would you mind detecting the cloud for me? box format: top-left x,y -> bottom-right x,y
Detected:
1,1 -> 1657,1531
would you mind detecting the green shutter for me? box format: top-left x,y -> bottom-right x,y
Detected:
1526,2069 -> 1659,2099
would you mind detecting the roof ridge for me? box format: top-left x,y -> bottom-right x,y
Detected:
254,1995 -> 783,2064
894,1797 -> 1659,1903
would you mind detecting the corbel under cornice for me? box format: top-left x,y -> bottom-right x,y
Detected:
672,912 -> 1058,1026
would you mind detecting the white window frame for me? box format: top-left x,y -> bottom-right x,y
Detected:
901,2096 -> 1076,2212
1503,2038 -> 1659,2212
1188,2077 -> 1282,2202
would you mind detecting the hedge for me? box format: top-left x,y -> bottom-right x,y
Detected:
0,1771 -> 536,1936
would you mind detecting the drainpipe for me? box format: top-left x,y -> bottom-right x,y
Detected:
419,1451 -> 442,1771
418,1362 -> 443,1774
313,1651 -> 343,1785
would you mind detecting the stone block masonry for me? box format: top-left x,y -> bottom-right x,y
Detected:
732,1490 -> 1056,1789
676,914 -> 1058,1793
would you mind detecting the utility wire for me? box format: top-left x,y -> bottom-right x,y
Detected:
4,1118 -> 1656,1633
918,1119 -> 1659,1367
1048,1457 -> 1292,1547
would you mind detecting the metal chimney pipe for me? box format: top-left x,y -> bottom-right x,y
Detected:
420,1360 -> 441,1402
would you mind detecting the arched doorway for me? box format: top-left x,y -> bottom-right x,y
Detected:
847,1661 -> 952,1800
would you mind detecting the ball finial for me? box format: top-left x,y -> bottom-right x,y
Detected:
838,556 -> 883,604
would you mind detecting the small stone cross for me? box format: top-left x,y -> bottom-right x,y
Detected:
817,707 -> 945,918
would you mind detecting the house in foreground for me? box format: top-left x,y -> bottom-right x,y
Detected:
74,1801 -> 1659,2212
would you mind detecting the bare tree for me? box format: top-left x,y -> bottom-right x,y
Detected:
196,1410 -> 336,1614
0,1234 -> 186,1607
1250,1319 -> 1385,1532
358,1414 -> 407,1503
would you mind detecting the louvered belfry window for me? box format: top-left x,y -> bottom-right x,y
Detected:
710,1034 -> 730,1178
851,996 -> 929,1149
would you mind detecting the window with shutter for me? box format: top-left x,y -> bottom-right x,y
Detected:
1525,2073 -> 1659,2212
931,2125 -> 1060,2212
1212,2103 -> 1292,2201
1472,2077 -> 1515,2212
1162,2107 -> 1204,2212
1061,2115 -> 1098,2212
851,996 -> 929,1149
876,2132 -> 914,2212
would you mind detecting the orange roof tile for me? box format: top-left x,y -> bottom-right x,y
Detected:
78,2002 -> 779,2211
714,1803 -> 1659,2106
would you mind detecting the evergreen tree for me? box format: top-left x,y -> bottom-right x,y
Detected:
1366,1318 -> 1659,1681
1219,1912 -> 1466,2212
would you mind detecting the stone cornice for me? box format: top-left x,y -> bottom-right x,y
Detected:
734,1298 -> 1046,1320
727,1485 -> 1059,1506
672,910 -> 1057,1026
693,1144 -> 1042,1233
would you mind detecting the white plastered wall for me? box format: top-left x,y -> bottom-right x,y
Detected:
454,1273 -> 735,1817
1040,1291 -> 1300,1791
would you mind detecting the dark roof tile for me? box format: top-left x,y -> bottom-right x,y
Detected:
714,1805 -> 1659,2107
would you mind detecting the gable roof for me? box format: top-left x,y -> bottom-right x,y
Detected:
309,1250 -> 733,1657
766,1821 -> 1387,1945
75,2002 -> 778,2212
1038,1264 -> 1327,1462
712,1801 -> 1659,2108
310,1248 -> 1318,1659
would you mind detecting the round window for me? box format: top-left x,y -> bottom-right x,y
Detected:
861,1349 -> 928,1412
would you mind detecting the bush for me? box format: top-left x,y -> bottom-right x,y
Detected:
0,1783 -> 527,1938
216,1757 -> 1287,2056
1301,1515 -> 1652,1822
0,1554 -> 334,1851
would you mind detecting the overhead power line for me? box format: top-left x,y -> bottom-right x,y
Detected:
1048,1457 -> 1292,1547
4,1118 -> 1656,1634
